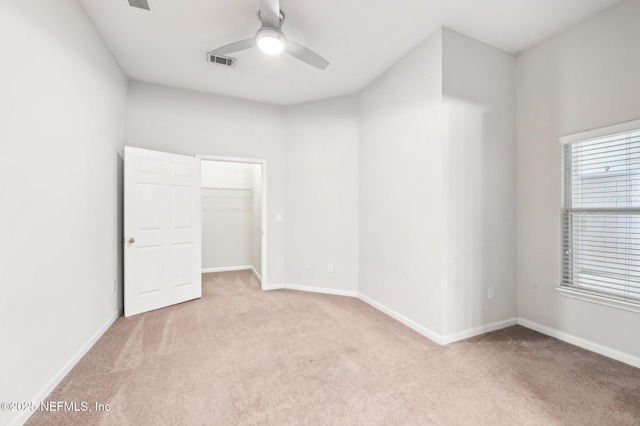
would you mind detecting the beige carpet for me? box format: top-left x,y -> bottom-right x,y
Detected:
27,271 -> 640,425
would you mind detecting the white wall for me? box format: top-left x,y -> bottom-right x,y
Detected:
127,82 -> 286,285
358,27 -> 517,341
359,29 -> 446,335
516,0 -> 640,360
441,29 -> 517,337
0,1 -> 127,425
201,161 -> 261,271
284,96 -> 360,293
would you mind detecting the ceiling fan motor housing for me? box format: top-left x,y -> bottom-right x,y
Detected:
255,27 -> 286,54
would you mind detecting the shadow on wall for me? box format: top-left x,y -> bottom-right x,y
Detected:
442,98 -> 515,337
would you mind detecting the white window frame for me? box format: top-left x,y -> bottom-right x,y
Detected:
557,118 -> 640,314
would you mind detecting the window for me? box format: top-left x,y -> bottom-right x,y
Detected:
561,120 -> 640,308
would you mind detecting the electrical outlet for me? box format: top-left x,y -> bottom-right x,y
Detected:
275,213 -> 282,222
488,287 -> 495,300
327,263 -> 334,273
304,261 -> 310,270
112,280 -> 117,292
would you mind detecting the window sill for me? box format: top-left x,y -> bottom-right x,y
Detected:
556,287 -> 640,314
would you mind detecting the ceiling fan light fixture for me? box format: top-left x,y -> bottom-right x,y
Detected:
255,28 -> 286,55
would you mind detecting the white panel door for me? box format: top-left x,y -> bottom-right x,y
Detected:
124,146 -> 201,317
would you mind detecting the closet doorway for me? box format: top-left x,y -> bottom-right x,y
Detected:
197,155 -> 266,288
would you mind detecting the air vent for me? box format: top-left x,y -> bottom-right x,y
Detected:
127,0 -> 151,11
208,53 -> 235,67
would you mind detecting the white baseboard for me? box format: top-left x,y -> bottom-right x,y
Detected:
250,266 -> 262,282
263,286 -> 516,347
9,310 -> 121,426
358,292 -> 517,345
202,265 -> 262,283
517,318 -> 640,369
440,318 -> 519,345
262,283 -> 284,291
263,283 -> 358,298
263,283 -> 640,367
202,265 -> 253,274
357,293 -> 444,344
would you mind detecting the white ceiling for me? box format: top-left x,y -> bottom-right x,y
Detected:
80,0 -> 623,105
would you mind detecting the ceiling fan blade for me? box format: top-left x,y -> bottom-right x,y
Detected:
259,0 -> 281,28
209,39 -> 255,56
286,40 -> 329,70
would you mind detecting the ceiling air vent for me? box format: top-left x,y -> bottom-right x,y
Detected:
208,53 -> 235,67
127,0 -> 151,11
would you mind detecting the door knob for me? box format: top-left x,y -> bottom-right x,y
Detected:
128,237 -> 135,244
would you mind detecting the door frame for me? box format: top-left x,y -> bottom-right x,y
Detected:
197,154 -> 268,290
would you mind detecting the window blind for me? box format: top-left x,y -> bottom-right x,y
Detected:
561,128 -> 640,303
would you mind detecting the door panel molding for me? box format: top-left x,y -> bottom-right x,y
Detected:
125,146 -> 201,317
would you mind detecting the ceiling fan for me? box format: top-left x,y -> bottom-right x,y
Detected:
209,0 -> 329,70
